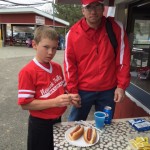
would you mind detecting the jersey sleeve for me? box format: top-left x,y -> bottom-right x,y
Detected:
18,68 -> 35,105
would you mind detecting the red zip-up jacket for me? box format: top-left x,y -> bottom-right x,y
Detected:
64,16 -> 130,94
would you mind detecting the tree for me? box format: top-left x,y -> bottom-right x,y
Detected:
54,4 -> 83,34
134,22 -> 142,35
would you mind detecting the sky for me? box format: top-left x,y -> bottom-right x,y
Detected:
0,0 -> 54,13
0,0 -> 55,14
0,0 -> 54,5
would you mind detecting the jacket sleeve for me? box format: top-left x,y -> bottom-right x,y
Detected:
64,30 -> 78,93
114,20 -> 131,90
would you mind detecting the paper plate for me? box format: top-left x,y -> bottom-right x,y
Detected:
65,126 -> 100,147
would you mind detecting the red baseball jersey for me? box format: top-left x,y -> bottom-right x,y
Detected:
18,58 -> 67,119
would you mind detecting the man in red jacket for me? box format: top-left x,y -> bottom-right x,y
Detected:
64,0 -> 131,121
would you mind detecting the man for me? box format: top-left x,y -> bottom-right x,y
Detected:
64,0 -> 130,121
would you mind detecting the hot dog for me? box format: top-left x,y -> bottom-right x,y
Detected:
84,127 -> 97,144
68,125 -> 84,140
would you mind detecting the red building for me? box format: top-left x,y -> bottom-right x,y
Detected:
0,7 -> 69,46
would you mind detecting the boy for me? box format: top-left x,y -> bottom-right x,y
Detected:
18,26 -> 80,150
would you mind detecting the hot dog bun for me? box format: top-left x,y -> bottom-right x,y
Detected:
84,127 -> 97,144
68,125 -> 84,141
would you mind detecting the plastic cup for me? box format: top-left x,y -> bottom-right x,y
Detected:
94,111 -> 106,129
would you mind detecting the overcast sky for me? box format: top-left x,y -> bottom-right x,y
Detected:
0,0 -> 54,13
0,0 -> 54,5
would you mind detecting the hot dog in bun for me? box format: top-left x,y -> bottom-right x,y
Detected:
68,125 -> 84,140
84,127 -> 97,144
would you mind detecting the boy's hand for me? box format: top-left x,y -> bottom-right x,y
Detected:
69,94 -> 81,108
55,94 -> 72,107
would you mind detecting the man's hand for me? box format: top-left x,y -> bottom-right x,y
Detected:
69,94 -> 81,108
114,88 -> 125,103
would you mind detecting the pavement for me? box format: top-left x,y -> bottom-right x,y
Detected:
0,46 -> 94,150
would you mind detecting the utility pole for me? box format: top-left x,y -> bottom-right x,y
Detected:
52,0 -> 55,28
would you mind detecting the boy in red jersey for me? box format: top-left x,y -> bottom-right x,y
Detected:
18,26 -> 81,150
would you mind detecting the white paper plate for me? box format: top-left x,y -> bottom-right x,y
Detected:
65,126 -> 100,147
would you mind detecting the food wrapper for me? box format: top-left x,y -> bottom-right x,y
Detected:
128,119 -> 150,132
128,134 -> 150,150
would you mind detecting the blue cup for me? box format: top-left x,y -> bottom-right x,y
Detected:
94,111 -> 106,129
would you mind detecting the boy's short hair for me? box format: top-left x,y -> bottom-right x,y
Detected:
34,26 -> 58,44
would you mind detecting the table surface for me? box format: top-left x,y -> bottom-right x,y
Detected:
53,117 -> 150,150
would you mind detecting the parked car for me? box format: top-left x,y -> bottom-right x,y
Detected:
13,32 -> 33,46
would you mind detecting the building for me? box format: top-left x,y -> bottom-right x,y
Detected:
0,7 -> 69,46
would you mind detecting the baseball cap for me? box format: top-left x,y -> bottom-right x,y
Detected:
81,0 -> 104,7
